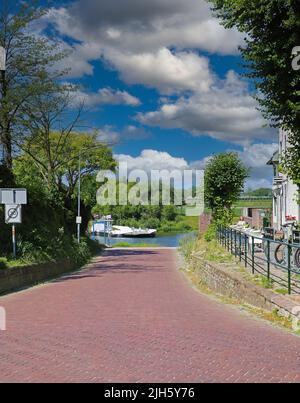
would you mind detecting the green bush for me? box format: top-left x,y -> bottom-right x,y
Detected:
0,257 -> 8,270
204,223 -> 217,242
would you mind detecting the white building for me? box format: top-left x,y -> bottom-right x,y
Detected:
267,130 -> 300,230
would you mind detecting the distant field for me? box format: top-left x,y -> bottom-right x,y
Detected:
234,199 -> 272,209
180,215 -> 199,230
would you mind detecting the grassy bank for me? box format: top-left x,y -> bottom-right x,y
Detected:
179,235 -> 298,333
157,215 -> 199,235
112,242 -> 161,248
0,237 -> 104,271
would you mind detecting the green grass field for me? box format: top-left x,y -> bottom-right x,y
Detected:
234,200 -> 272,209
180,215 -> 199,231
112,242 -> 161,248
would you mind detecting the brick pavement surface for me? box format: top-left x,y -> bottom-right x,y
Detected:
0,248 -> 300,383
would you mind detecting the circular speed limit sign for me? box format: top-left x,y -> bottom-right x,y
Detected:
5,204 -> 22,224
8,207 -> 18,219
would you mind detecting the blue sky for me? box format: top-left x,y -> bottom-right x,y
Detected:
33,0 -> 278,189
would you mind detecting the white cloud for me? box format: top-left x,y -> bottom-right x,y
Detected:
114,143 -> 277,190
239,143 -> 278,189
138,71 -> 276,145
46,1 -> 243,55
41,0 -> 243,83
55,41 -> 103,78
115,150 -> 189,173
105,48 -> 213,94
191,142 -> 278,189
73,87 -> 141,108
39,1 -> 273,147
97,125 -> 150,145
238,143 -> 278,169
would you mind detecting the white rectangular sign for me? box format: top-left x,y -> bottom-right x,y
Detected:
0,189 -> 27,205
76,216 -> 82,224
0,47 -> 6,71
5,205 -> 22,224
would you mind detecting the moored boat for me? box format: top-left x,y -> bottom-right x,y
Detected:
91,223 -> 157,238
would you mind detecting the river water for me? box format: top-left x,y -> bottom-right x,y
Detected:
93,232 -> 195,248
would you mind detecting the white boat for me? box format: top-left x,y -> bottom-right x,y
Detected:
111,226 -> 157,238
91,223 -> 157,238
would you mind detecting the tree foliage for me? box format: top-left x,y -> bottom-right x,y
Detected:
244,187 -> 273,197
209,0 -> 300,184
14,131 -> 116,233
205,152 -> 249,221
0,0 -> 68,175
0,2 -> 115,261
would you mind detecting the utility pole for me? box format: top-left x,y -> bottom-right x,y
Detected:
76,145 -> 104,243
0,46 -> 6,72
0,46 -> 6,164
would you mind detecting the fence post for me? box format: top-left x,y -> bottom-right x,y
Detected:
234,230 -> 237,258
245,234 -> 248,268
230,229 -> 233,254
288,243 -> 292,295
226,228 -> 229,252
239,231 -> 242,262
267,239 -> 270,280
252,236 -> 255,274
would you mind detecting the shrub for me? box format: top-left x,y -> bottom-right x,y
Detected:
0,258 -> 8,270
204,223 -> 217,242
71,239 -> 92,267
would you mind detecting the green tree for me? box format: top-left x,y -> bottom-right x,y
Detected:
208,0 -> 300,185
161,205 -> 178,221
0,0 -> 68,177
205,152 -> 249,221
15,131 -> 116,233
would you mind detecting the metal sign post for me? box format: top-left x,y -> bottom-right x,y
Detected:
12,225 -> 16,258
5,204 -> 22,258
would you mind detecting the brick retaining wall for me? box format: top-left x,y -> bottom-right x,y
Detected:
0,259 -> 75,295
190,255 -> 300,321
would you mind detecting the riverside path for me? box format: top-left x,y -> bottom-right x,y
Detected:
0,248 -> 300,383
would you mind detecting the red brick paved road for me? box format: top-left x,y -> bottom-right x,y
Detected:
0,248 -> 300,383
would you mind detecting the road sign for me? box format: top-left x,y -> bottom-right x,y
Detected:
5,205 -> 22,224
0,188 -> 27,205
76,216 -> 82,224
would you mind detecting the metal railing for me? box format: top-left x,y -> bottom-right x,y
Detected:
217,225 -> 300,295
